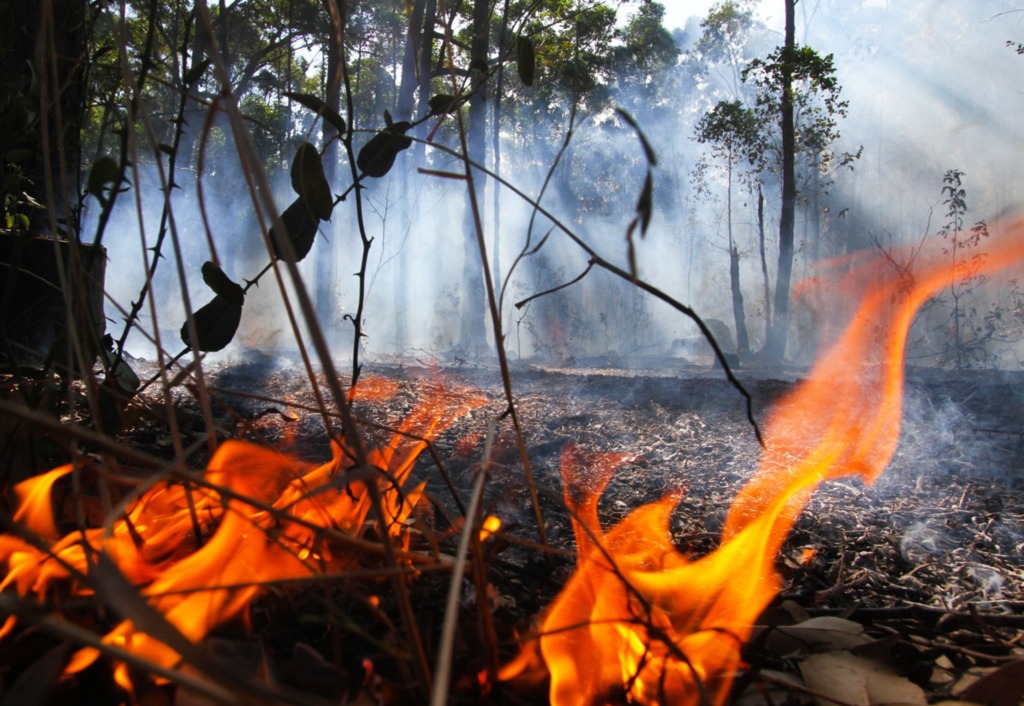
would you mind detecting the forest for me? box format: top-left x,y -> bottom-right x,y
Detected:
5,0 -> 1023,376
3,1 -> 1024,705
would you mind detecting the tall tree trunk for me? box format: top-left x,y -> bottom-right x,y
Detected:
726,165 -> 749,354
3,0 -> 87,235
756,184 -> 772,345
414,0 -> 438,159
315,0 -> 343,337
458,0 -> 490,353
808,149 -> 821,263
491,0 -> 511,297
392,0 -> 428,351
730,243 -> 748,355
767,0 -> 796,361
396,0 -> 426,124
177,5 -> 211,173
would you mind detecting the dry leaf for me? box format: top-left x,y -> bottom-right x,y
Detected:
734,668 -> 812,706
800,651 -> 927,706
763,616 -> 873,656
955,659 -> 1024,706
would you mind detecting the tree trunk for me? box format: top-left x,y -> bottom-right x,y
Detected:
2,0 -> 87,235
730,243 -> 749,355
726,166 -> 748,354
808,149 -> 821,263
396,0 -> 426,124
414,0 -> 438,158
756,184 -> 772,345
767,0 -> 796,361
491,0 -> 512,295
314,0 -> 343,339
457,0 -> 490,354
729,169 -> 753,358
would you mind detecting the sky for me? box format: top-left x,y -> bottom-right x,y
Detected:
661,1 -> 714,31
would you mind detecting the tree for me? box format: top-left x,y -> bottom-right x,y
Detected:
694,99 -> 761,355
690,0 -> 760,97
1,0 -> 88,235
611,1 -> 680,110
742,1 -> 851,360
935,169 -> 991,369
456,0 -> 492,354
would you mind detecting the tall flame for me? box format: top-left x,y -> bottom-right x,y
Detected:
0,378 -> 486,691
501,213 -> 1024,705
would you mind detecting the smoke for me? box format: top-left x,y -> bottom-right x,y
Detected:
88,1 -> 1024,370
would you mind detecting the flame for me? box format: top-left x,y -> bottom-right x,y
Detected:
501,214 -> 1024,705
1,377 -> 485,691
479,514 -> 502,542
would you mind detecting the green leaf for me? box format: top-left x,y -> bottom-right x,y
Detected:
516,35 -> 536,87
357,123 -> 413,179
87,156 -> 119,196
270,198 -> 319,263
182,58 -> 211,87
180,295 -> 243,352
284,91 -> 346,136
5,147 -> 32,163
614,107 -> 657,167
290,142 -> 333,220
428,94 -> 457,117
636,170 -> 653,237
201,261 -> 244,305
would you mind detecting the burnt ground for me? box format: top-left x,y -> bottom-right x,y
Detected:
3,355 -> 1024,704
199,356 -> 1024,703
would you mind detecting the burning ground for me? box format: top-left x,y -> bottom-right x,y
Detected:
3,357 -> 1022,705
5,222 -> 1024,705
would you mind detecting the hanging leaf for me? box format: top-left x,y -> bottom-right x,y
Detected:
635,170 -> 653,237
182,58 -> 211,87
180,295 -> 243,352
284,91 -> 346,137
428,94 -> 458,117
87,156 -> 119,197
201,261 -> 244,305
614,107 -> 658,166
290,142 -> 333,220
516,35 -> 536,87
357,121 -> 413,178
270,198 -> 319,263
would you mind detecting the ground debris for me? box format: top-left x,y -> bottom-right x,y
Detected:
2,360 -> 1023,704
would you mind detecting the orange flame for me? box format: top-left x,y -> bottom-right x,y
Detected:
1,378 -> 486,691
501,214 -> 1024,705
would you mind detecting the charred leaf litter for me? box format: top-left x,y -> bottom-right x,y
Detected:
198,354 -> 1024,603
127,353 -> 1024,702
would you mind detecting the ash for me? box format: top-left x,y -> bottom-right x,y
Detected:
208,355 -> 1024,615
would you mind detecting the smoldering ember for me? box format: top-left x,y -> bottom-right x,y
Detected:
2,1 -> 1024,705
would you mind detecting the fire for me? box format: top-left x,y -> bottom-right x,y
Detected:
479,514 -> 502,542
0,377 -> 485,692
500,213 -> 1024,705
